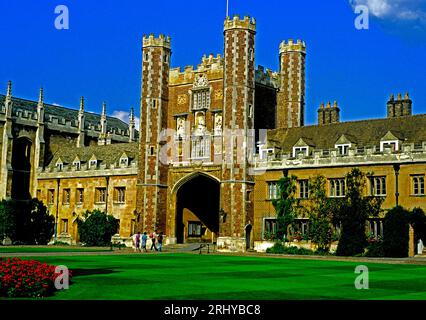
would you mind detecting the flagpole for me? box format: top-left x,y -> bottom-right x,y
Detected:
226,0 -> 229,17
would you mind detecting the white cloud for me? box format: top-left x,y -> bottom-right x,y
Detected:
350,0 -> 426,21
111,110 -> 140,130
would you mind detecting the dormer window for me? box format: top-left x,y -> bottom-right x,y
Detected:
380,141 -> 399,152
293,147 -> 308,158
56,158 -> 64,171
336,144 -> 351,156
73,157 -> 81,170
73,161 -> 81,170
380,131 -> 401,152
258,143 -> 274,160
88,154 -> 98,169
119,153 -> 129,166
292,138 -> 312,158
89,160 -> 97,169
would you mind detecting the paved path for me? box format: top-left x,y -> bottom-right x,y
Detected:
1,247 -> 426,265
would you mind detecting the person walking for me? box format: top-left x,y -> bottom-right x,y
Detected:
157,232 -> 164,252
141,232 -> 148,252
150,231 -> 157,251
135,231 -> 141,253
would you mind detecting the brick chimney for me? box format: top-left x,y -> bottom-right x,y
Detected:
318,101 -> 340,125
387,92 -> 412,118
330,101 -> 340,123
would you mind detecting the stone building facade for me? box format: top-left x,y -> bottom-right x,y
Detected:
1,15 -> 425,250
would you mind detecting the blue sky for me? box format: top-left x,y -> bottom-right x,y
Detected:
0,0 -> 425,127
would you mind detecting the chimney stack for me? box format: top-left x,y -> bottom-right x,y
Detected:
387,92 -> 412,118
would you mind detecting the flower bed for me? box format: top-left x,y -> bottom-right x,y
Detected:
0,258 -> 72,298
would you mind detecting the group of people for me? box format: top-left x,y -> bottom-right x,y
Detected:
134,231 -> 164,253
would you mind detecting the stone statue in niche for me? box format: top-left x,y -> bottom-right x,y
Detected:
214,113 -> 222,133
195,112 -> 206,135
177,117 -> 185,137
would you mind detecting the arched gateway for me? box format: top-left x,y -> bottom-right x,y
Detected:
172,173 -> 220,244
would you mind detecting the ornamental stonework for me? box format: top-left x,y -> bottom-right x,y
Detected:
214,89 -> 223,101
177,94 -> 187,105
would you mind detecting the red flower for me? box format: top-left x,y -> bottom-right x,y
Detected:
0,258 -> 72,298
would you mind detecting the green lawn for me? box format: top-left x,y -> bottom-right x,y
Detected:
6,253 -> 426,300
0,246 -> 112,253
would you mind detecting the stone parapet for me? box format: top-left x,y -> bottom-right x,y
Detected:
279,39 -> 306,54
224,15 -> 256,32
38,163 -> 138,179
254,146 -> 426,171
142,34 -> 171,48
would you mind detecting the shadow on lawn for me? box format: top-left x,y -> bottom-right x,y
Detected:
72,268 -> 118,277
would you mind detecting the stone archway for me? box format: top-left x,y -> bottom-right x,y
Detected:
174,173 -> 220,244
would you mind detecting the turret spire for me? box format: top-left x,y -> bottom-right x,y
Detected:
129,106 -> 135,124
38,87 -> 44,105
102,101 -> 107,119
79,96 -> 85,113
129,106 -> 136,142
6,81 -> 12,98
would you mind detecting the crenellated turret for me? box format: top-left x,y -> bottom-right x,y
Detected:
277,39 -> 306,129
142,33 -> 171,49
224,15 -> 256,32
221,14 -> 256,248
137,33 -> 172,234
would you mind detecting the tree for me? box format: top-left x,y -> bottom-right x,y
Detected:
29,199 -> 55,245
272,175 -> 298,240
383,206 -> 410,257
306,176 -> 336,252
0,199 -> 54,245
335,168 -> 384,256
0,200 -> 16,242
77,210 -> 119,246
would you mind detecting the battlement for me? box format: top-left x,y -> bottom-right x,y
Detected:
255,66 -> 279,88
169,54 -> 224,85
224,15 -> 256,32
198,54 -> 224,71
142,34 -> 171,48
280,39 -> 306,54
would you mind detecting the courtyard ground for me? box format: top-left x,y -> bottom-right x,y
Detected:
2,253 -> 426,300
0,246 -> 113,254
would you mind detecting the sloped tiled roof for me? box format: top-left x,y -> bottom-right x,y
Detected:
268,114 -> 426,152
47,142 -> 139,168
0,94 -> 130,132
